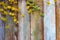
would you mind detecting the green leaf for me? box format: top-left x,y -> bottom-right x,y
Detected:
40,13 -> 44,17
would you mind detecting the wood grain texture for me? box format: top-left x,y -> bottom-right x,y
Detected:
4,0 -> 14,40
44,0 -> 56,40
0,14 -> 4,40
31,0 -> 44,40
56,0 -> 60,40
4,15 -> 14,40
18,0 -> 30,40
18,0 -> 44,40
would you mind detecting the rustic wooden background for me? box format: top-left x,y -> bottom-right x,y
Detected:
18,0 -> 44,40
0,0 -> 60,40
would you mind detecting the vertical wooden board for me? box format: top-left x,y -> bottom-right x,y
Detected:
56,0 -> 60,40
31,13 -> 40,40
31,13 -> 43,40
18,0 -> 30,40
0,20 -> 4,40
5,15 -> 14,40
31,0 -> 44,40
0,0 -> 4,40
4,0 -> 14,40
12,0 -> 18,40
44,0 -> 56,40
0,14 -> 4,40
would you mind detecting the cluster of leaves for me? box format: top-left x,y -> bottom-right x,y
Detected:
26,0 -> 40,13
26,0 -> 44,17
0,0 -> 19,24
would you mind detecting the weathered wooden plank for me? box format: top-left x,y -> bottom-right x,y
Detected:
12,0 -> 18,40
31,0 -> 44,40
0,0 -> 4,40
18,0 -> 30,40
31,13 -> 44,40
5,15 -> 13,40
44,0 -> 56,40
4,0 -> 14,40
0,14 -> 4,40
56,0 -> 60,40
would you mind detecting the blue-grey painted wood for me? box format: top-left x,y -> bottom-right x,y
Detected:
44,0 -> 56,40
0,20 -> 4,40
0,14 -> 4,40
18,0 -> 30,40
